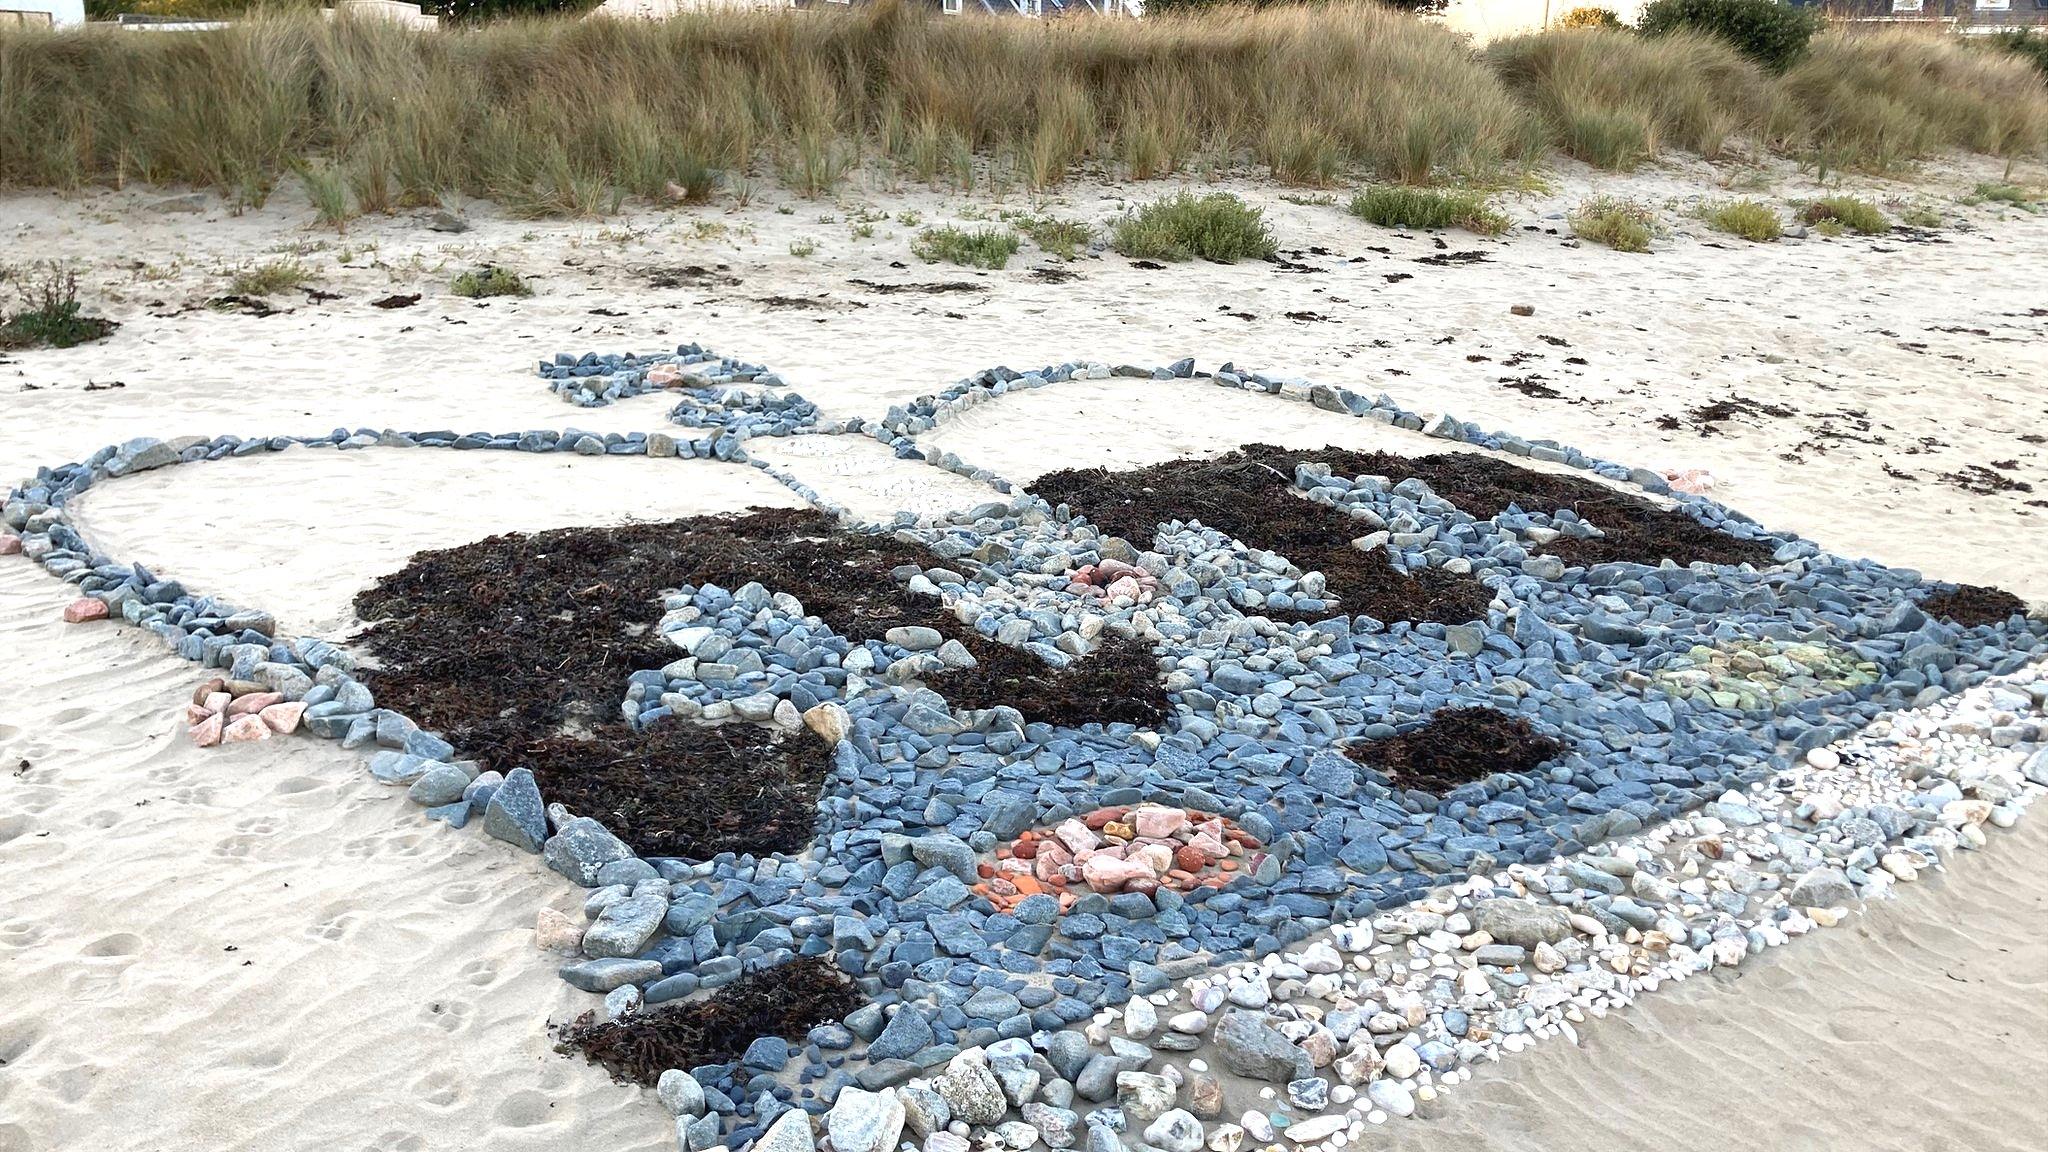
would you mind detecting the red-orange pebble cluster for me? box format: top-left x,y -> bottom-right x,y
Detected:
972,804 -> 1265,914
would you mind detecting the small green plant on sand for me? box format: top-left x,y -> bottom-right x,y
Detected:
1350,186 -> 1510,236
1799,196 -> 1888,234
1013,215 -> 1095,259
451,266 -> 532,298
911,225 -> 1021,269
1898,203 -> 1943,229
788,237 -> 818,258
1963,182 -> 2037,209
1569,196 -> 1655,252
1703,198 -> 1782,242
1111,192 -> 1276,263
228,258 -> 315,296
0,265 -> 117,350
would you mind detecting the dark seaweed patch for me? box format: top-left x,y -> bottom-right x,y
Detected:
1245,445 -> 1776,570
1920,584 -> 2028,629
554,957 -> 862,1087
1345,706 -> 1563,794
1031,452 -> 1494,626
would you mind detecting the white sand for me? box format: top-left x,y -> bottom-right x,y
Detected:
3,152 -> 2046,1150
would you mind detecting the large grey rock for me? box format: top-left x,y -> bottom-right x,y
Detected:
868,1005 -> 935,1062
657,1069 -> 705,1117
1143,1110 -> 1204,1152
1472,898 -> 1573,948
544,817 -> 635,887
1115,1071 -> 1176,1122
754,1105 -> 817,1152
1788,866 -> 1857,909
483,767 -> 547,853
581,894 -> 667,959
558,957 -> 661,993
1213,1012 -> 1311,1083
933,1050 -> 1007,1126
826,1087 -> 905,1152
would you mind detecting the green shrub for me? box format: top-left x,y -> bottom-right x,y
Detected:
1703,198 -> 1782,241
1110,192 -> 1277,263
451,266 -> 532,297
1965,182 -> 2037,208
912,225 -> 1022,270
1799,195 -> 1887,234
228,258 -> 314,296
1569,196 -> 1655,252
1349,186 -> 1509,235
1014,215 -> 1095,259
0,266 -> 117,350
1984,29 -> 2048,82
1638,0 -> 1820,73
1898,203 -> 1942,229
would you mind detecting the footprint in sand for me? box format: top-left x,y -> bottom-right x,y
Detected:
422,999 -> 473,1034
144,764 -> 185,785
234,815 -> 280,836
365,1132 -> 427,1152
211,834 -> 258,859
457,958 -> 499,987
271,775 -> 324,796
410,1068 -> 464,1108
437,882 -> 485,907
0,815 -> 34,846
0,1019 -> 44,1065
493,1088 -> 555,1129
0,919 -> 47,949
80,932 -> 144,958
308,910 -> 359,942
80,810 -> 125,830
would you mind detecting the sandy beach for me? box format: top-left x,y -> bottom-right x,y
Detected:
3,151 -> 2046,1152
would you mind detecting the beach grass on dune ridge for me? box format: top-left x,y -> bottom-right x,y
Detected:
0,2 -> 1539,211
1,7 -> 2044,217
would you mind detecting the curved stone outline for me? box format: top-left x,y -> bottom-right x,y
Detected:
5,350 -> 2045,1152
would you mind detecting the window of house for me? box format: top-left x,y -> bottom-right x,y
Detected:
1890,0 -> 1922,11
942,0 -> 962,11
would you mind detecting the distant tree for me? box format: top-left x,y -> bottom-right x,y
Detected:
1638,0 -> 1821,72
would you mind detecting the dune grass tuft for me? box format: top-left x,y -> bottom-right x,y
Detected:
1111,192 -> 1276,263
228,258 -> 314,296
912,225 -> 1021,270
451,266 -> 531,298
1486,28 -> 1781,171
1799,195 -> 1887,234
1703,198 -> 1782,242
1782,31 -> 2048,172
1349,185 -> 1509,235
1569,196 -> 1656,252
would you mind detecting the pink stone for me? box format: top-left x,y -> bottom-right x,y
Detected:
1132,805 -> 1189,839
222,715 -> 272,743
0,534 -> 20,555
1105,576 -> 1144,601
645,364 -> 685,387
204,691 -> 232,714
260,701 -> 307,734
536,908 -> 584,955
1184,832 -> 1229,862
1054,819 -> 1101,854
226,691 -> 284,718
1081,853 -> 1158,893
184,703 -> 215,726
62,598 -> 109,623
189,713 -> 223,748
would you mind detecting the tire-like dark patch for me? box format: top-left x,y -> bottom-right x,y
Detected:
1246,445 -> 1775,570
555,957 -> 862,1087
352,511 -> 1167,856
1344,706 -> 1563,793
1031,453 -> 1494,626
1920,584 -> 2028,628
